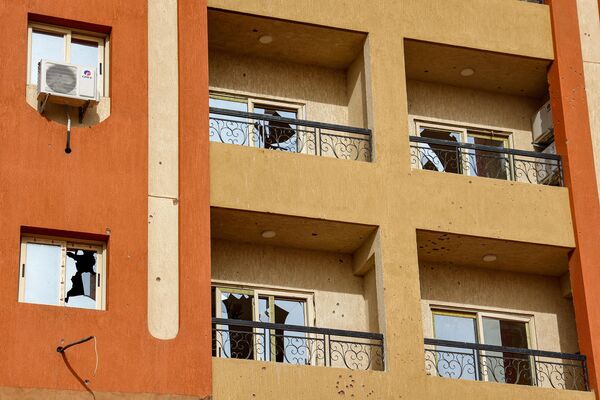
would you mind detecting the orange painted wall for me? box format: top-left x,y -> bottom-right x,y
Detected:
0,0 -> 211,397
547,0 -> 600,395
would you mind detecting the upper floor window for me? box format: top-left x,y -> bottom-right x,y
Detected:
209,92 -> 305,151
416,121 -> 511,179
27,22 -> 108,97
19,235 -> 106,310
212,284 -> 313,362
432,308 -> 532,385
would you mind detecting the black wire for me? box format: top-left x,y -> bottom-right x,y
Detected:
56,336 -> 94,353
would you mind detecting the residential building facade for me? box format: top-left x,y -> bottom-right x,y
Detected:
1,1 -> 600,400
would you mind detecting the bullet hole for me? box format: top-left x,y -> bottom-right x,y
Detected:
336,302 -> 340,306
338,391 -> 345,395
312,233 -> 318,237
424,70 -> 429,73
172,198 -> 179,205
242,73 -> 247,77
339,259 -> 344,263
156,277 -> 161,282
84,380 -> 91,385
158,161 -> 162,165
252,28 -> 258,32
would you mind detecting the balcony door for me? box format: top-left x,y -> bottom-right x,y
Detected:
213,285 -> 314,365
416,121 -> 511,180
432,309 -> 534,385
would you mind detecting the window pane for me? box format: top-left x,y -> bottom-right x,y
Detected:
209,96 -> 250,145
433,313 -> 478,380
71,39 -> 99,69
419,128 -> 462,173
220,291 -> 254,359
482,318 -> 531,385
64,248 -> 98,309
273,298 -> 307,364
466,134 -> 509,180
30,30 -> 65,84
253,106 -> 298,151
23,243 -> 61,305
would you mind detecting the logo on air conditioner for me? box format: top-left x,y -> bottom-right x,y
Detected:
82,70 -> 93,79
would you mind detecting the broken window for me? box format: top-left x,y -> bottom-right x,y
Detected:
212,285 -> 311,364
253,105 -> 299,151
416,121 -> 511,179
19,236 -> 105,310
209,91 -> 305,151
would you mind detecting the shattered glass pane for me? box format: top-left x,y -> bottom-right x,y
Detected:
65,248 -> 98,309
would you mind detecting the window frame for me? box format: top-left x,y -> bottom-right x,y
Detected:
27,22 -> 109,97
209,90 -> 307,152
18,235 -> 107,310
414,120 -> 513,178
430,306 -> 537,383
212,282 -> 316,363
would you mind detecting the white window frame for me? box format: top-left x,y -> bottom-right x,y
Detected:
209,90 -> 307,152
430,305 -> 537,383
27,22 -> 109,97
212,282 -> 316,364
414,120 -> 513,178
18,235 -> 107,310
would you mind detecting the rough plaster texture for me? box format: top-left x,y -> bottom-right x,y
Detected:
206,0 -> 591,399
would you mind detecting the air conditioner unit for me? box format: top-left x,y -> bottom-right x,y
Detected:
536,141 -> 561,185
531,100 -> 553,145
37,60 -> 99,109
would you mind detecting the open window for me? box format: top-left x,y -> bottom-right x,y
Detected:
415,121 -> 512,179
432,308 -> 534,385
212,284 -> 314,364
209,91 -> 306,152
18,235 -> 106,310
27,22 -> 109,97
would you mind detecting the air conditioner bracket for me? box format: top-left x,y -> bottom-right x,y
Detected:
79,101 -> 92,124
38,93 -> 50,114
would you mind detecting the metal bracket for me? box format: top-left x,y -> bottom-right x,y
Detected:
78,101 -> 92,124
38,93 -> 50,114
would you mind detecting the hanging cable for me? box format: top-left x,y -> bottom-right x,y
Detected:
65,106 -> 72,154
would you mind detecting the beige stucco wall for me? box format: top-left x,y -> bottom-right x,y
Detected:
407,79 -> 541,152
207,0 -> 588,399
577,0 -> 600,199
209,49 -> 353,126
420,262 -> 579,354
212,239 -> 376,333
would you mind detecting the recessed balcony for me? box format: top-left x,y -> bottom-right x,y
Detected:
208,9 -> 372,162
210,208 -> 384,371
417,230 -> 588,392
404,40 -> 561,186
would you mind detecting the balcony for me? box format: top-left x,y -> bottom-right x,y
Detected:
210,107 -> 372,161
208,9 -> 372,162
211,208 -> 384,372
424,338 -> 588,391
417,230 -> 586,392
404,40 -> 559,186
409,135 -> 563,186
213,318 -> 384,370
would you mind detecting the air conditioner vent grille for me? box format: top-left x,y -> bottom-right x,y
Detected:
45,64 -> 78,95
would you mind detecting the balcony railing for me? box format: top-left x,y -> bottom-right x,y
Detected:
212,318 -> 384,371
209,107 -> 372,161
409,136 -> 563,186
424,338 -> 588,391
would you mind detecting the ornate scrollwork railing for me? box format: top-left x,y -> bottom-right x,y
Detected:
409,136 -> 563,186
424,338 -> 588,391
212,318 -> 384,371
209,107 -> 372,162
